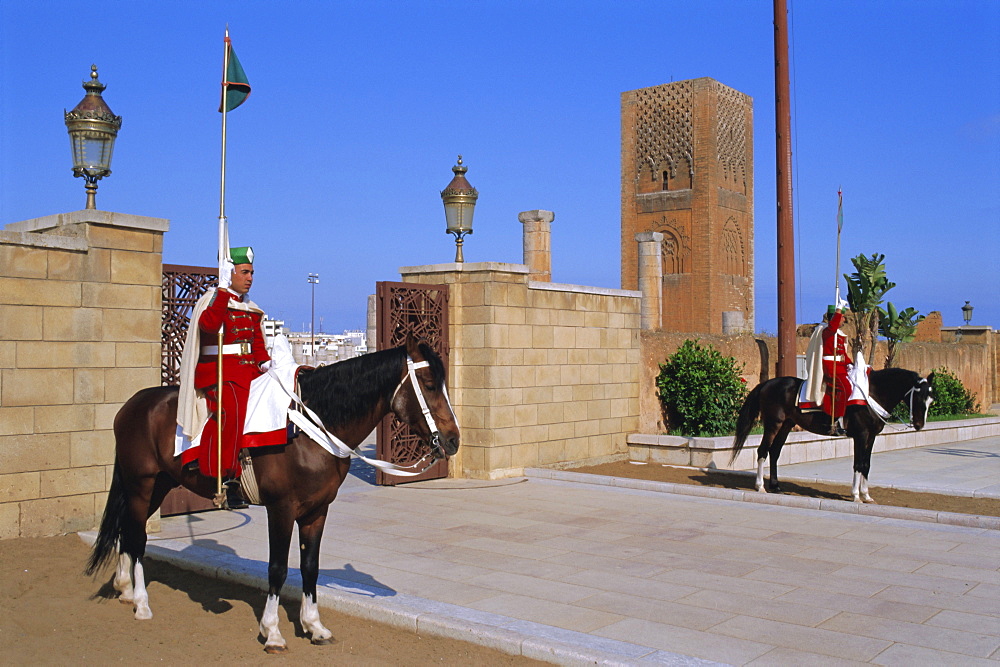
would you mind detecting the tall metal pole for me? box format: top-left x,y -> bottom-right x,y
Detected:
774,0 -> 797,377
308,273 -> 319,358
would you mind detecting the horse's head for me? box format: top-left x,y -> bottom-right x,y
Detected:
390,334 -> 460,461
908,372 -> 935,431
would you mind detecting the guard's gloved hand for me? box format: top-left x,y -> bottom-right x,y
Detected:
260,360 -> 272,372
837,298 -> 849,311
219,258 -> 235,290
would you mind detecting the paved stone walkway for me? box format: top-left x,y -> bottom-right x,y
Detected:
80,437 -> 1000,665
775,435 -> 1000,499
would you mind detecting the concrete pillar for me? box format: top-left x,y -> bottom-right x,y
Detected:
518,209 -> 554,282
635,232 -> 663,330
366,294 -> 377,352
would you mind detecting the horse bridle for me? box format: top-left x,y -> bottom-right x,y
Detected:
901,377 -> 932,426
391,356 -> 457,464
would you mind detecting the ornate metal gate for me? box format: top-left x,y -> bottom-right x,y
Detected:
161,264 -> 217,385
160,264 -> 216,515
375,281 -> 450,485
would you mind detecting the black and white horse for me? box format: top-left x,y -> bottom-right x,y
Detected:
732,368 -> 934,502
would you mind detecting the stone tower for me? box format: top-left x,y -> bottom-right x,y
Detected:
620,78 -> 754,334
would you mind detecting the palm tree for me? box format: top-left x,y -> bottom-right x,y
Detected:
844,253 -> 895,361
878,303 -> 923,368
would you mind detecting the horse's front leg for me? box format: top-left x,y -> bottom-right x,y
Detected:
297,508 -> 333,645
851,433 -> 876,504
260,506 -> 295,653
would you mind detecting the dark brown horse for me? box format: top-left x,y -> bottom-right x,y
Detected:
731,368 -> 934,502
86,336 -> 459,652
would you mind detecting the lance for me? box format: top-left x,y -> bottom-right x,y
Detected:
830,188 -> 844,434
215,27 -> 233,505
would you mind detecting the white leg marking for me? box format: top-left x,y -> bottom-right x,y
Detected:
114,552 -> 135,603
756,458 -> 766,493
852,471 -> 862,503
300,593 -> 333,643
131,559 -> 152,620
861,475 -> 876,504
259,594 -> 286,651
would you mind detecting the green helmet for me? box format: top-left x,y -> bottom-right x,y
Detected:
230,246 -> 254,265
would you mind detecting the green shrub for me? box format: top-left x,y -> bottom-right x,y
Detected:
656,339 -> 747,437
929,367 -> 980,416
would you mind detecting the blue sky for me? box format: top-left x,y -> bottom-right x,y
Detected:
2,1 -> 997,334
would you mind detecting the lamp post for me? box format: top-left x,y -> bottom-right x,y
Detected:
440,155 -> 478,263
308,273 -> 320,357
64,65 -> 122,210
962,301 -> 973,326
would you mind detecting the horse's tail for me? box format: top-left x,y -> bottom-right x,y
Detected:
85,457 -> 126,575
731,381 -> 764,464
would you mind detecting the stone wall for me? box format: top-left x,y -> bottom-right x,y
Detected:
0,210 -> 167,539
400,262 -> 641,479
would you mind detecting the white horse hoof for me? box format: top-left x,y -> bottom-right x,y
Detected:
264,643 -> 288,654
863,496 -> 877,504
852,495 -> 862,503
756,486 -> 767,494
134,607 -> 152,620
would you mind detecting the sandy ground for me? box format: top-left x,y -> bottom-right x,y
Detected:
571,461 -> 1000,517
0,535 -> 544,665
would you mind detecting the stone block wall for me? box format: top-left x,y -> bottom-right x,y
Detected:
400,262 -> 641,479
0,210 -> 167,538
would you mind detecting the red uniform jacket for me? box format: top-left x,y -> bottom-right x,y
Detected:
194,289 -> 269,389
821,310 -> 856,417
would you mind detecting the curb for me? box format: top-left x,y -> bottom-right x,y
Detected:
76,531 -> 718,667
524,468 -> 1000,531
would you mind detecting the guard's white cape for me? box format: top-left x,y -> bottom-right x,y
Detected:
799,324 -> 825,405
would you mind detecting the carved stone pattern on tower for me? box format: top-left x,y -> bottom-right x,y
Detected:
715,84 -> 747,193
656,216 -> 690,274
722,217 -> 744,276
633,83 -> 693,184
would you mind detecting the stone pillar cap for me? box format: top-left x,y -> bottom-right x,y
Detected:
518,210 -> 555,224
635,231 -> 663,242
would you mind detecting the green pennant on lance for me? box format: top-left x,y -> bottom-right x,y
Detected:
219,36 -> 251,112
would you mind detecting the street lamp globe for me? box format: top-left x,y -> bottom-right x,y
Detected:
64,65 -> 122,210
962,301 -> 973,326
440,155 -> 478,263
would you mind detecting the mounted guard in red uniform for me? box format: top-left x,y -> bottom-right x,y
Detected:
800,302 -> 868,425
175,247 -> 286,483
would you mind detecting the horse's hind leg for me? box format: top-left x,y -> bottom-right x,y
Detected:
755,420 -> 792,493
119,476 -> 157,619
297,509 -> 333,645
754,437 -> 771,493
765,421 -> 794,493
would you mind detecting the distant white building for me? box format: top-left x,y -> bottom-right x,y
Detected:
285,328 -> 369,365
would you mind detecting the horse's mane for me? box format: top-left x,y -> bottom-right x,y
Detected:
296,342 -> 445,430
869,367 -> 921,406
870,367 -> 920,384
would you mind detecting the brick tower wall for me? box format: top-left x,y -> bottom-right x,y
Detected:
621,78 -> 754,334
